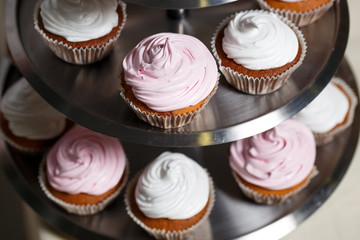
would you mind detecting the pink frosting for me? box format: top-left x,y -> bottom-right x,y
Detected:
46,125 -> 126,195
229,119 -> 316,190
122,32 -> 218,112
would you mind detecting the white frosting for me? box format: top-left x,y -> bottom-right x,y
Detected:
293,80 -> 349,133
1,78 -> 66,140
40,0 -> 119,42
135,152 -> 210,219
222,11 -> 299,70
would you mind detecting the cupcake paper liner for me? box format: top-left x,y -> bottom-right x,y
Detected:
124,171 -> 215,240
232,167 -> 318,205
33,0 -> 127,65
313,77 -> 358,146
120,75 -> 219,129
0,116 -> 72,155
256,0 -> 335,27
211,10 -> 307,95
38,157 -> 130,215
0,128 -> 47,154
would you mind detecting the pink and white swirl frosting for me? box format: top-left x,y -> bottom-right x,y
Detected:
122,32 -> 218,112
46,125 -> 126,195
135,152 -> 210,219
229,119 -> 316,190
222,11 -> 299,70
1,78 -> 66,140
40,0 -> 119,42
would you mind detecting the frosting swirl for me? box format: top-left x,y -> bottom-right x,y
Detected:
293,79 -> 349,133
46,125 -> 126,195
229,119 -> 315,190
135,152 -> 210,219
40,0 -> 119,42
122,33 -> 218,112
1,78 -> 66,140
222,11 -> 299,70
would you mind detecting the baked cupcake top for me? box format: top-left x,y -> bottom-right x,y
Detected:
135,151 -> 210,219
293,78 -> 352,133
222,11 -> 299,70
229,119 -> 316,190
1,77 -> 66,140
39,0 -> 119,42
122,32 -> 218,112
46,125 -> 126,195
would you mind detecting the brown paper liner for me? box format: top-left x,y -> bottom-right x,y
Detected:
124,171 -> 215,240
232,167 -> 318,205
312,77 -> 358,146
33,0 -> 127,65
39,157 -> 129,215
257,0 -> 335,27
120,75 -> 219,129
0,115 -> 73,154
211,10 -> 307,95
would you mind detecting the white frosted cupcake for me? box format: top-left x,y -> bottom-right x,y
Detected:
34,0 -> 127,64
257,0 -> 335,27
211,10 -> 306,95
293,77 -> 358,146
125,152 -> 215,239
120,32 -> 219,129
0,77 -> 70,153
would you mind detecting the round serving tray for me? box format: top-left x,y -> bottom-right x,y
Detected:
0,59 -> 359,240
122,0 -> 237,9
5,0 -> 349,147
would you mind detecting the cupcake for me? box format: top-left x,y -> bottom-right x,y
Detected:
39,125 -> 129,215
229,119 -> 317,204
257,0 -> 335,27
125,151 -> 215,239
211,10 -> 306,95
34,0 -> 127,65
293,76 -> 358,146
0,77 -> 70,153
120,32 -> 219,129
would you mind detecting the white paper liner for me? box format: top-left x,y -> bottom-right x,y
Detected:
312,77 -> 358,146
211,10 -> 307,95
256,0 -> 335,27
38,157 -> 130,215
232,167 -> 318,205
124,171 -> 215,240
120,74 -> 219,129
33,0 -> 127,65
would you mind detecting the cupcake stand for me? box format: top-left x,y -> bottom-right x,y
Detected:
1,0 -> 359,239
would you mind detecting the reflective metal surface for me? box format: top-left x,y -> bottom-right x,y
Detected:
5,0 -> 348,147
1,59 -> 358,240
122,0 -> 237,9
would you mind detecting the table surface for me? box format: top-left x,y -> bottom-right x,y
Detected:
0,1 -> 360,240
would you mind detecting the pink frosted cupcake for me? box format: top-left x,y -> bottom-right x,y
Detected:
39,125 -> 129,215
229,119 -> 317,204
120,32 -> 219,128
34,0 -> 127,64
